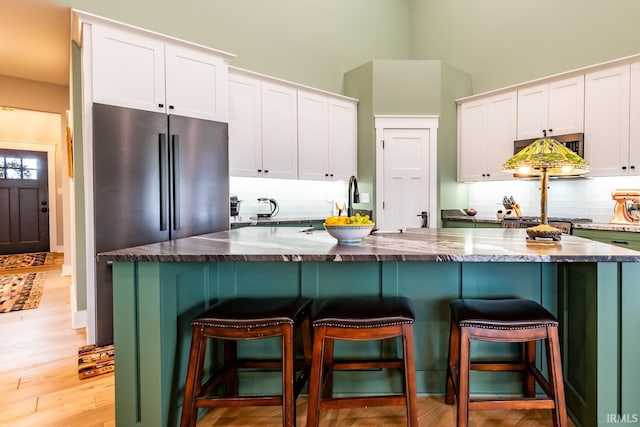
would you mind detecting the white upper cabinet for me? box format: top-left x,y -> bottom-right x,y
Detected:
88,21 -> 232,122
228,72 -> 263,177
629,62 -> 640,175
260,81 -> 299,179
298,90 -> 357,181
458,91 -> 517,182
584,65 -> 631,176
228,72 -> 298,179
164,44 -> 228,122
517,76 -> 584,140
90,24 -> 166,112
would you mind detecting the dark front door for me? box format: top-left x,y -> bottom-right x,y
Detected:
0,149 -> 50,254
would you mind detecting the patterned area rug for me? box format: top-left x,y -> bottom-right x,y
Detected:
78,344 -> 115,380
0,272 -> 46,312
0,252 -> 58,271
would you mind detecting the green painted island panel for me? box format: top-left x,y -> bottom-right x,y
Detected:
112,259 -> 635,427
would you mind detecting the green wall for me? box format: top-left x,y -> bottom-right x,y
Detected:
344,60 -> 472,220
409,0 -> 640,93
60,0 -> 411,94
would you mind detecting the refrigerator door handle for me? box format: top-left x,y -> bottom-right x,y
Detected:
159,134 -> 169,231
171,134 -> 181,231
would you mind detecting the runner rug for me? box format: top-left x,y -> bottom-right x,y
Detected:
0,272 -> 46,313
78,344 -> 115,380
0,252 -> 57,271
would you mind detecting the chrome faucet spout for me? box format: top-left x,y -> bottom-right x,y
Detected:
347,175 -> 360,217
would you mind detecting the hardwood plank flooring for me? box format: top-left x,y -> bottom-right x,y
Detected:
0,260 -> 572,426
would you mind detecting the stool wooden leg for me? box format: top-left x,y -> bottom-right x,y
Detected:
322,337 -> 334,399
457,327 -> 471,427
180,326 -> 207,427
546,326 -> 568,427
524,340 -> 536,398
402,324 -> 419,426
223,340 -> 238,396
445,319 -> 460,405
306,326 -> 326,427
282,324 -> 295,427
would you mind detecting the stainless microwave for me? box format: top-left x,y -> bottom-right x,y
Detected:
513,132 -> 584,157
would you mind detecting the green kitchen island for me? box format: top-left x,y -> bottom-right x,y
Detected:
98,227 -> 640,427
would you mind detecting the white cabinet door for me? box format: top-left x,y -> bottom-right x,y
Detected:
485,92 -> 518,179
458,100 -> 486,182
297,90 -> 330,180
91,24 -> 166,112
517,76 -> 584,139
298,91 -> 357,181
548,76 -> 584,136
261,81 -> 298,179
458,91 -> 516,182
629,62 -> 640,175
165,44 -> 228,122
328,98 -> 357,181
584,65 -> 630,176
517,84 -> 548,140
228,73 -> 262,177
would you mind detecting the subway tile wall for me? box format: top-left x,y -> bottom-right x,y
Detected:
230,177 -> 347,219
467,176 -> 640,223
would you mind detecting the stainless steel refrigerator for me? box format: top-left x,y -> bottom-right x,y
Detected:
92,103 -> 229,345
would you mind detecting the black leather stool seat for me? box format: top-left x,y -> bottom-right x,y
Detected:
313,296 -> 415,328
180,297 -> 313,427
450,298 -> 558,330
192,297 -> 313,328
306,296 -> 419,427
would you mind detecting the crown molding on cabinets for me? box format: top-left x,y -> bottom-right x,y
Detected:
456,52 -> 640,104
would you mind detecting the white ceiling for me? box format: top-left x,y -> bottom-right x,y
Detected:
0,0 -> 70,86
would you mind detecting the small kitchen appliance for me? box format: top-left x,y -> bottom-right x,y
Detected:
610,189 -> 640,224
257,197 -> 279,218
230,195 -> 241,217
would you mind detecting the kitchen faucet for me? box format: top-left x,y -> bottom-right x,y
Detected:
347,175 -> 360,217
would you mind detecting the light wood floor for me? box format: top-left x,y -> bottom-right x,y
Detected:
0,261 -> 572,427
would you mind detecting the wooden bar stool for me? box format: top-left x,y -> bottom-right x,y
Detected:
445,298 -> 568,427
306,296 -> 419,427
180,297 -> 313,427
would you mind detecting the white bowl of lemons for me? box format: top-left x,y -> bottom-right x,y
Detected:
324,214 -> 374,243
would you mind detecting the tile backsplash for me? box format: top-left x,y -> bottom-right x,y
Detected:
230,177 -> 347,219
467,176 -> 640,223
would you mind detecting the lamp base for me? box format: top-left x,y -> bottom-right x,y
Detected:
526,224 -> 562,242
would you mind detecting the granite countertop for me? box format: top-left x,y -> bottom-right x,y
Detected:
230,216 -> 325,226
441,208 -> 501,224
97,227 -> 640,263
573,222 -> 640,232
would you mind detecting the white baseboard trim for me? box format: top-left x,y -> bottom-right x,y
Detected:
61,263 -> 73,276
72,309 -> 87,330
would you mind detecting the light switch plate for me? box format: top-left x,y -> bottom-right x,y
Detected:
361,193 -> 370,203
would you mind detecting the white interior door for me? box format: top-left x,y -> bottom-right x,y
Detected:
375,116 -> 437,231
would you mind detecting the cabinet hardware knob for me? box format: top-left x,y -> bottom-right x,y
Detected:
622,166 -> 627,170
257,169 -> 262,173
548,128 -> 553,133
158,103 -> 164,108
264,170 -> 269,173
330,174 -> 334,177
325,173 -> 329,177
169,105 -> 174,110
631,165 -> 636,170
